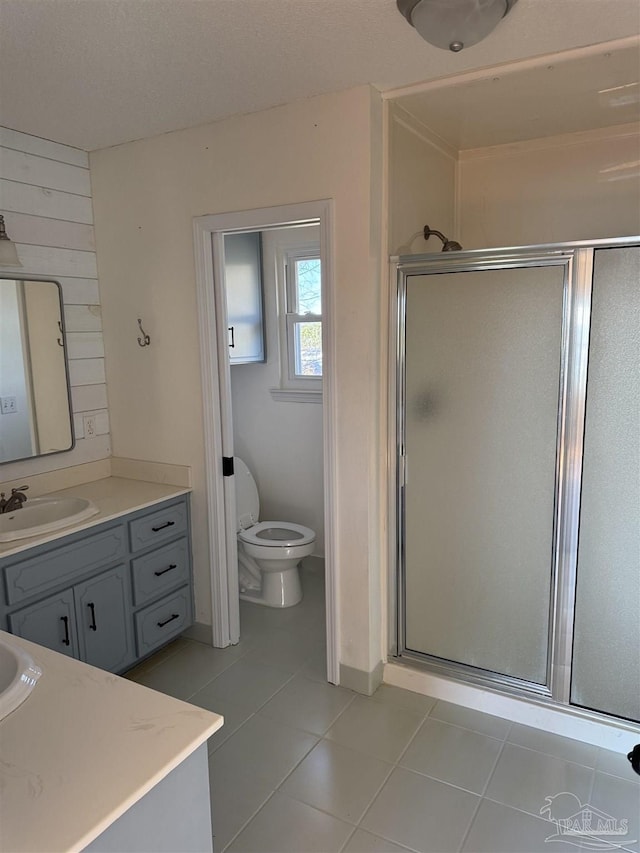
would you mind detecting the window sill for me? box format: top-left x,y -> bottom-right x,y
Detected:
269,388 -> 322,404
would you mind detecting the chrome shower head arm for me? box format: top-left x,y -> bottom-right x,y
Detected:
423,225 -> 448,245
423,225 -> 463,252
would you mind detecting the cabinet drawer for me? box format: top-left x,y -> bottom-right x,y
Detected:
129,502 -> 187,552
134,587 -> 192,657
4,526 -> 127,606
131,539 -> 190,606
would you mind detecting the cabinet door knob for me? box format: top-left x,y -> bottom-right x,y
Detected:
157,613 -> 180,628
88,602 -> 97,631
228,326 -> 235,348
60,615 -> 70,646
154,563 -> 177,577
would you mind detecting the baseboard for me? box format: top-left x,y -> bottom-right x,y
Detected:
182,621 -> 213,645
340,661 -> 384,696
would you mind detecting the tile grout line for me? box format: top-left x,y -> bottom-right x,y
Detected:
218,701 -> 330,851
456,738 -> 509,853
348,702 -> 438,851
456,793 -> 484,853
498,739 -> 601,772
186,640 -> 303,705
206,644 -> 335,753
219,788 -> 280,853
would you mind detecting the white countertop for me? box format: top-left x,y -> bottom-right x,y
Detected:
0,631 -> 223,853
0,477 -> 191,560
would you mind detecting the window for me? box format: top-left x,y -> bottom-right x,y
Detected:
286,252 -> 322,381
267,228 -> 323,403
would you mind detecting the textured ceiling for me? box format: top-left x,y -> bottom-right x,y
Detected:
0,0 -> 639,152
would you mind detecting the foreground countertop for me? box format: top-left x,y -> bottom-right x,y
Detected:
0,631 -> 223,853
0,477 -> 191,559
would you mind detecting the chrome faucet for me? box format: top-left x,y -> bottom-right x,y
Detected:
0,485 -> 29,513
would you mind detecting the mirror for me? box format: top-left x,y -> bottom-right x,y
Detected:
0,277 -> 74,464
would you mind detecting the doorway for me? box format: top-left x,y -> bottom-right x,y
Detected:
193,201 -> 339,684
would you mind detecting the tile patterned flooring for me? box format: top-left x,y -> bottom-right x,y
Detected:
125,559 -> 640,853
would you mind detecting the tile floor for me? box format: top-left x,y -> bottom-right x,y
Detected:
126,558 -> 640,853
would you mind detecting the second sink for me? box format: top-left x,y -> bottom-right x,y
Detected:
0,633 -> 42,720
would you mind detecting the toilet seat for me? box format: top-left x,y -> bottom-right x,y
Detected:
239,521 -> 315,549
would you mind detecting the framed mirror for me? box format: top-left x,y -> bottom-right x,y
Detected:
0,276 -> 74,464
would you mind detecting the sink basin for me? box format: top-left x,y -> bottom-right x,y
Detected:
0,634 -> 42,721
0,496 -> 99,542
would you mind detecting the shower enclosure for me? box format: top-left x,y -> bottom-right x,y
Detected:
393,237 -> 639,723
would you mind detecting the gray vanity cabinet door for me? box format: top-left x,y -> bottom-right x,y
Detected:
74,565 -> 135,673
9,589 -> 78,659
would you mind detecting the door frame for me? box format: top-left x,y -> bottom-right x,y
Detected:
193,200 -> 339,684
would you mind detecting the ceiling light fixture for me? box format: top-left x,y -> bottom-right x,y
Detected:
0,215 -> 22,267
397,0 -> 519,52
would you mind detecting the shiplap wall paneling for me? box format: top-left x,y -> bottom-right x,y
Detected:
0,126 -> 110,481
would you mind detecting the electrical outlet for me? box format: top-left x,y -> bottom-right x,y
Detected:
0,396 -> 17,414
83,414 -> 97,438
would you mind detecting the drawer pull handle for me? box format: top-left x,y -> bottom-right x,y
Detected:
151,520 -> 175,532
157,613 -> 180,628
154,563 -> 178,577
88,602 -> 97,631
61,615 -> 70,646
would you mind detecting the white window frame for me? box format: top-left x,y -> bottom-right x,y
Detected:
272,240 -> 323,402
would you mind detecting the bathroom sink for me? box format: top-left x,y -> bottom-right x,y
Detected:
0,496 -> 99,542
0,634 -> 42,721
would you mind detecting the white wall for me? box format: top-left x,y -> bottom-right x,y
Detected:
458,123 -> 640,247
0,127 -> 110,485
230,225 -> 325,554
90,87 -> 385,676
388,105 -> 457,254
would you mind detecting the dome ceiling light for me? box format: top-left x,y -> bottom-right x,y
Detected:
397,0 -> 519,52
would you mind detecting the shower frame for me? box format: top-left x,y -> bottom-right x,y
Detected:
391,235 -> 638,711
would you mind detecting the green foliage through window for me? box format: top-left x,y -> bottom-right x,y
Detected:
295,259 -> 322,314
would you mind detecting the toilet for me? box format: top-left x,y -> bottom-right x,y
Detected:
234,457 -> 316,608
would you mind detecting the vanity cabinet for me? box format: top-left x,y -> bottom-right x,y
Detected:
0,494 -> 193,674
9,564 -> 134,671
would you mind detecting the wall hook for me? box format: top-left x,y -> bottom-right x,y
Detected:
57,320 -> 64,347
137,318 -> 151,347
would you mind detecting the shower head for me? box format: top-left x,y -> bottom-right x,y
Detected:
423,225 -> 463,252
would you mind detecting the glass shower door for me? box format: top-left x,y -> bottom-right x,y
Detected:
571,245 -> 640,722
401,264 -> 566,687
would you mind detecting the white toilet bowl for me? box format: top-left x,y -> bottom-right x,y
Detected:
235,458 -> 316,608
